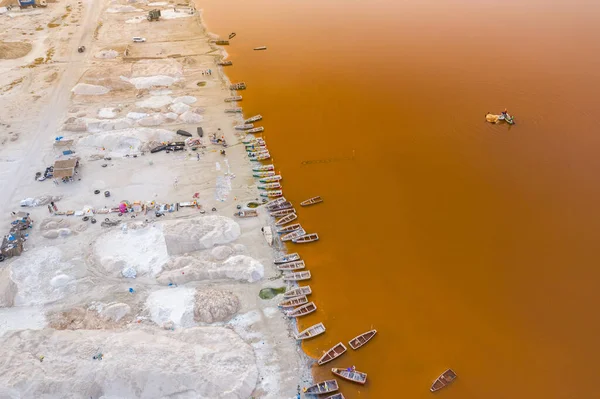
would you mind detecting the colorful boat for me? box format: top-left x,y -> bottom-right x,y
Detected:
292,233 -> 319,243
278,295 -> 308,307
267,201 -> 292,211
295,322 -> 325,340
348,329 -> 377,350
284,285 -> 311,298
275,212 -> 297,226
324,394 -> 345,399
331,367 -> 367,385
259,175 -> 282,183
260,190 -> 283,198
248,150 -> 270,157
430,369 -> 457,392
249,153 -> 271,161
318,343 -> 347,366
303,380 -> 338,395
286,302 -> 316,318
281,228 -> 306,242
276,260 -> 305,271
283,270 -> 311,281
301,196 -> 323,207
252,164 -> 274,172
253,171 -> 275,178
270,208 -> 296,218
273,252 -> 300,264
224,107 -> 243,113
276,223 -> 302,234
235,124 -> 254,130
258,182 -> 282,190
247,127 -> 264,133
234,210 -> 258,218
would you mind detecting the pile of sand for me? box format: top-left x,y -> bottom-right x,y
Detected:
0,41 -> 32,59
194,288 -> 240,323
48,303 -> 131,330
0,328 -> 258,397
95,49 -> 119,59
162,216 -> 241,255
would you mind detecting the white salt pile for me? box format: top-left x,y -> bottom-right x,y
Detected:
146,287 -> 196,327
95,49 -> 119,59
172,95 -> 197,104
161,9 -> 194,19
136,95 -> 173,109
162,112 -> 179,121
169,102 -> 190,114
180,110 -> 203,123
125,16 -> 144,23
106,5 -> 141,12
85,118 -> 133,132
97,107 -> 118,119
126,111 -> 149,120
162,216 -> 241,255
121,75 -> 180,89
138,114 -> 165,126
71,83 -> 110,96
148,1 -> 167,5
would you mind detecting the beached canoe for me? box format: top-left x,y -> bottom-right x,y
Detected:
286,302 -> 316,318
275,212 -> 297,226
260,190 -> 283,198
430,369 -> 457,392
244,114 -> 263,123
301,196 -> 323,207
278,295 -> 308,307
235,124 -> 254,130
348,329 -> 377,350
224,107 -> 243,113
265,197 -> 286,207
245,144 -> 267,152
252,164 -> 274,172
276,223 -> 301,234
283,270 -> 311,281
234,210 -> 258,218
303,380 -> 338,395
247,127 -> 264,133
284,285 -> 311,298
254,46 -> 267,51
332,367 -> 367,385
230,82 -> 246,90
281,228 -> 306,242
318,342 -> 347,366
228,32 -> 236,39
292,233 -> 319,244
270,208 -> 296,218
262,226 -> 273,246
217,60 -> 233,66
176,129 -> 192,137
259,175 -> 282,183
276,260 -> 305,271
224,96 -> 242,102
274,253 -> 300,265
295,322 -> 325,340
324,394 -> 345,399
249,153 -> 271,161
253,171 -> 275,178
267,201 -> 292,211
258,182 -> 282,190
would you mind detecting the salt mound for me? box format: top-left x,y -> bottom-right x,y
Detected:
77,128 -> 176,154
121,75 -> 180,89
0,328 -> 257,397
131,58 -> 183,77
211,245 -> 233,260
106,5 -> 141,12
98,107 -> 118,118
234,243 -> 247,253
136,95 -> 173,109
194,289 -> 239,323
222,255 -> 265,282
156,255 -> 265,284
146,287 -> 196,327
0,268 -> 17,307
169,102 -> 190,114
161,9 -> 194,19
126,111 -> 149,120
94,225 -> 169,277
148,1 -> 167,5
0,41 -> 32,59
101,303 -> 131,322
138,114 -> 165,126
162,215 -> 241,255
125,16 -> 144,23
162,112 -> 179,121
72,83 -> 110,96
173,95 -> 197,105
95,49 -> 119,59
180,110 -> 203,123
86,118 -> 134,132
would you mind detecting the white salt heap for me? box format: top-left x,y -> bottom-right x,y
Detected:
98,107 -> 118,119
121,75 -> 180,89
146,287 -> 196,328
71,83 -> 110,95
180,110 -> 203,123
95,49 -> 119,59
136,95 -> 173,109
162,216 -> 241,255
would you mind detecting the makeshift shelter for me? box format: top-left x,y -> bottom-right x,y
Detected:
53,139 -> 75,155
53,158 -> 79,179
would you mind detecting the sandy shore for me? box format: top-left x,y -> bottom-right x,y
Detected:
0,0 -> 311,397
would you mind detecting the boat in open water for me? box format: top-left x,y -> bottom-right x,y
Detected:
276,260 -> 305,271
283,270 -> 311,281
273,252 -> 300,264
253,46 -> 267,51
348,329 -> 377,350
286,302 -> 316,318
300,196 -> 323,207
430,369 -> 457,392
318,342 -> 347,365
324,394 -> 345,399
292,233 -> 319,243
295,322 -> 325,340
278,295 -> 308,308
284,285 -> 311,298
331,367 -> 367,385
303,380 -> 338,395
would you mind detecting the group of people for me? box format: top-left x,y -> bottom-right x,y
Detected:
202,69 -> 212,76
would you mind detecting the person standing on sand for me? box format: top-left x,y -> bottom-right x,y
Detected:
173,176 -> 178,188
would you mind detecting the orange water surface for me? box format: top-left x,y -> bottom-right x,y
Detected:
198,0 -> 600,397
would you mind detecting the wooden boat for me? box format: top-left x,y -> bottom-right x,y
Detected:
278,295 -> 308,307
283,270 -> 311,281
214,39 -> 229,45
275,212 -> 297,226
217,60 -> 233,66
301,196 -> 323,207
276,260 -> 305,271
253,170 -> 274,178
260,190 -> 283,198
295,322 -> 325,340
268,201 -> 292,212
244,115 -> 263,123
245,142 -> 267,150
287,302 -> 316,318
230,82 -> 246,90
318,343 -> 347,366
254,46 -> 267,51
303,380 -> 338,395
277,223 -> 302,233
228,32 -> 236,39
247,127 -> 265,133
292,233 -> 319,244
248,151 -> 270,158
259,175 -> 282,183
224,96 -> 242,102
258,182 -> 282,190
249,153 -> 271,161
235,124 -> 254,130
270,208 -> 295,218
265,197 -> 287,208
281,228 -> 306,242
284,285 -> 311,298
234,210 -> 258,218
224,107 -> 243,113
262,226 -> 273,246
331,367 -> 367,385
274,253 -> 300,265
324,394 -> 345,399
430,369 -> 457,392
348,329 -> 377,350
247,146 -> 268,153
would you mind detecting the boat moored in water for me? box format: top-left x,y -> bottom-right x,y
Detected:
348,329 -> 377,350
295,322 -> 325,340
273,252 -> 300,264
430,369 -> 457,392
276,260 -> 305,271
300,196 -> 323,206
284,285 -> 311,298
331,367 -> 367,385
303,380 -> 338,395
283,270 -> 311,281
292,233 -> 319,243
318,342 -> 347,365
